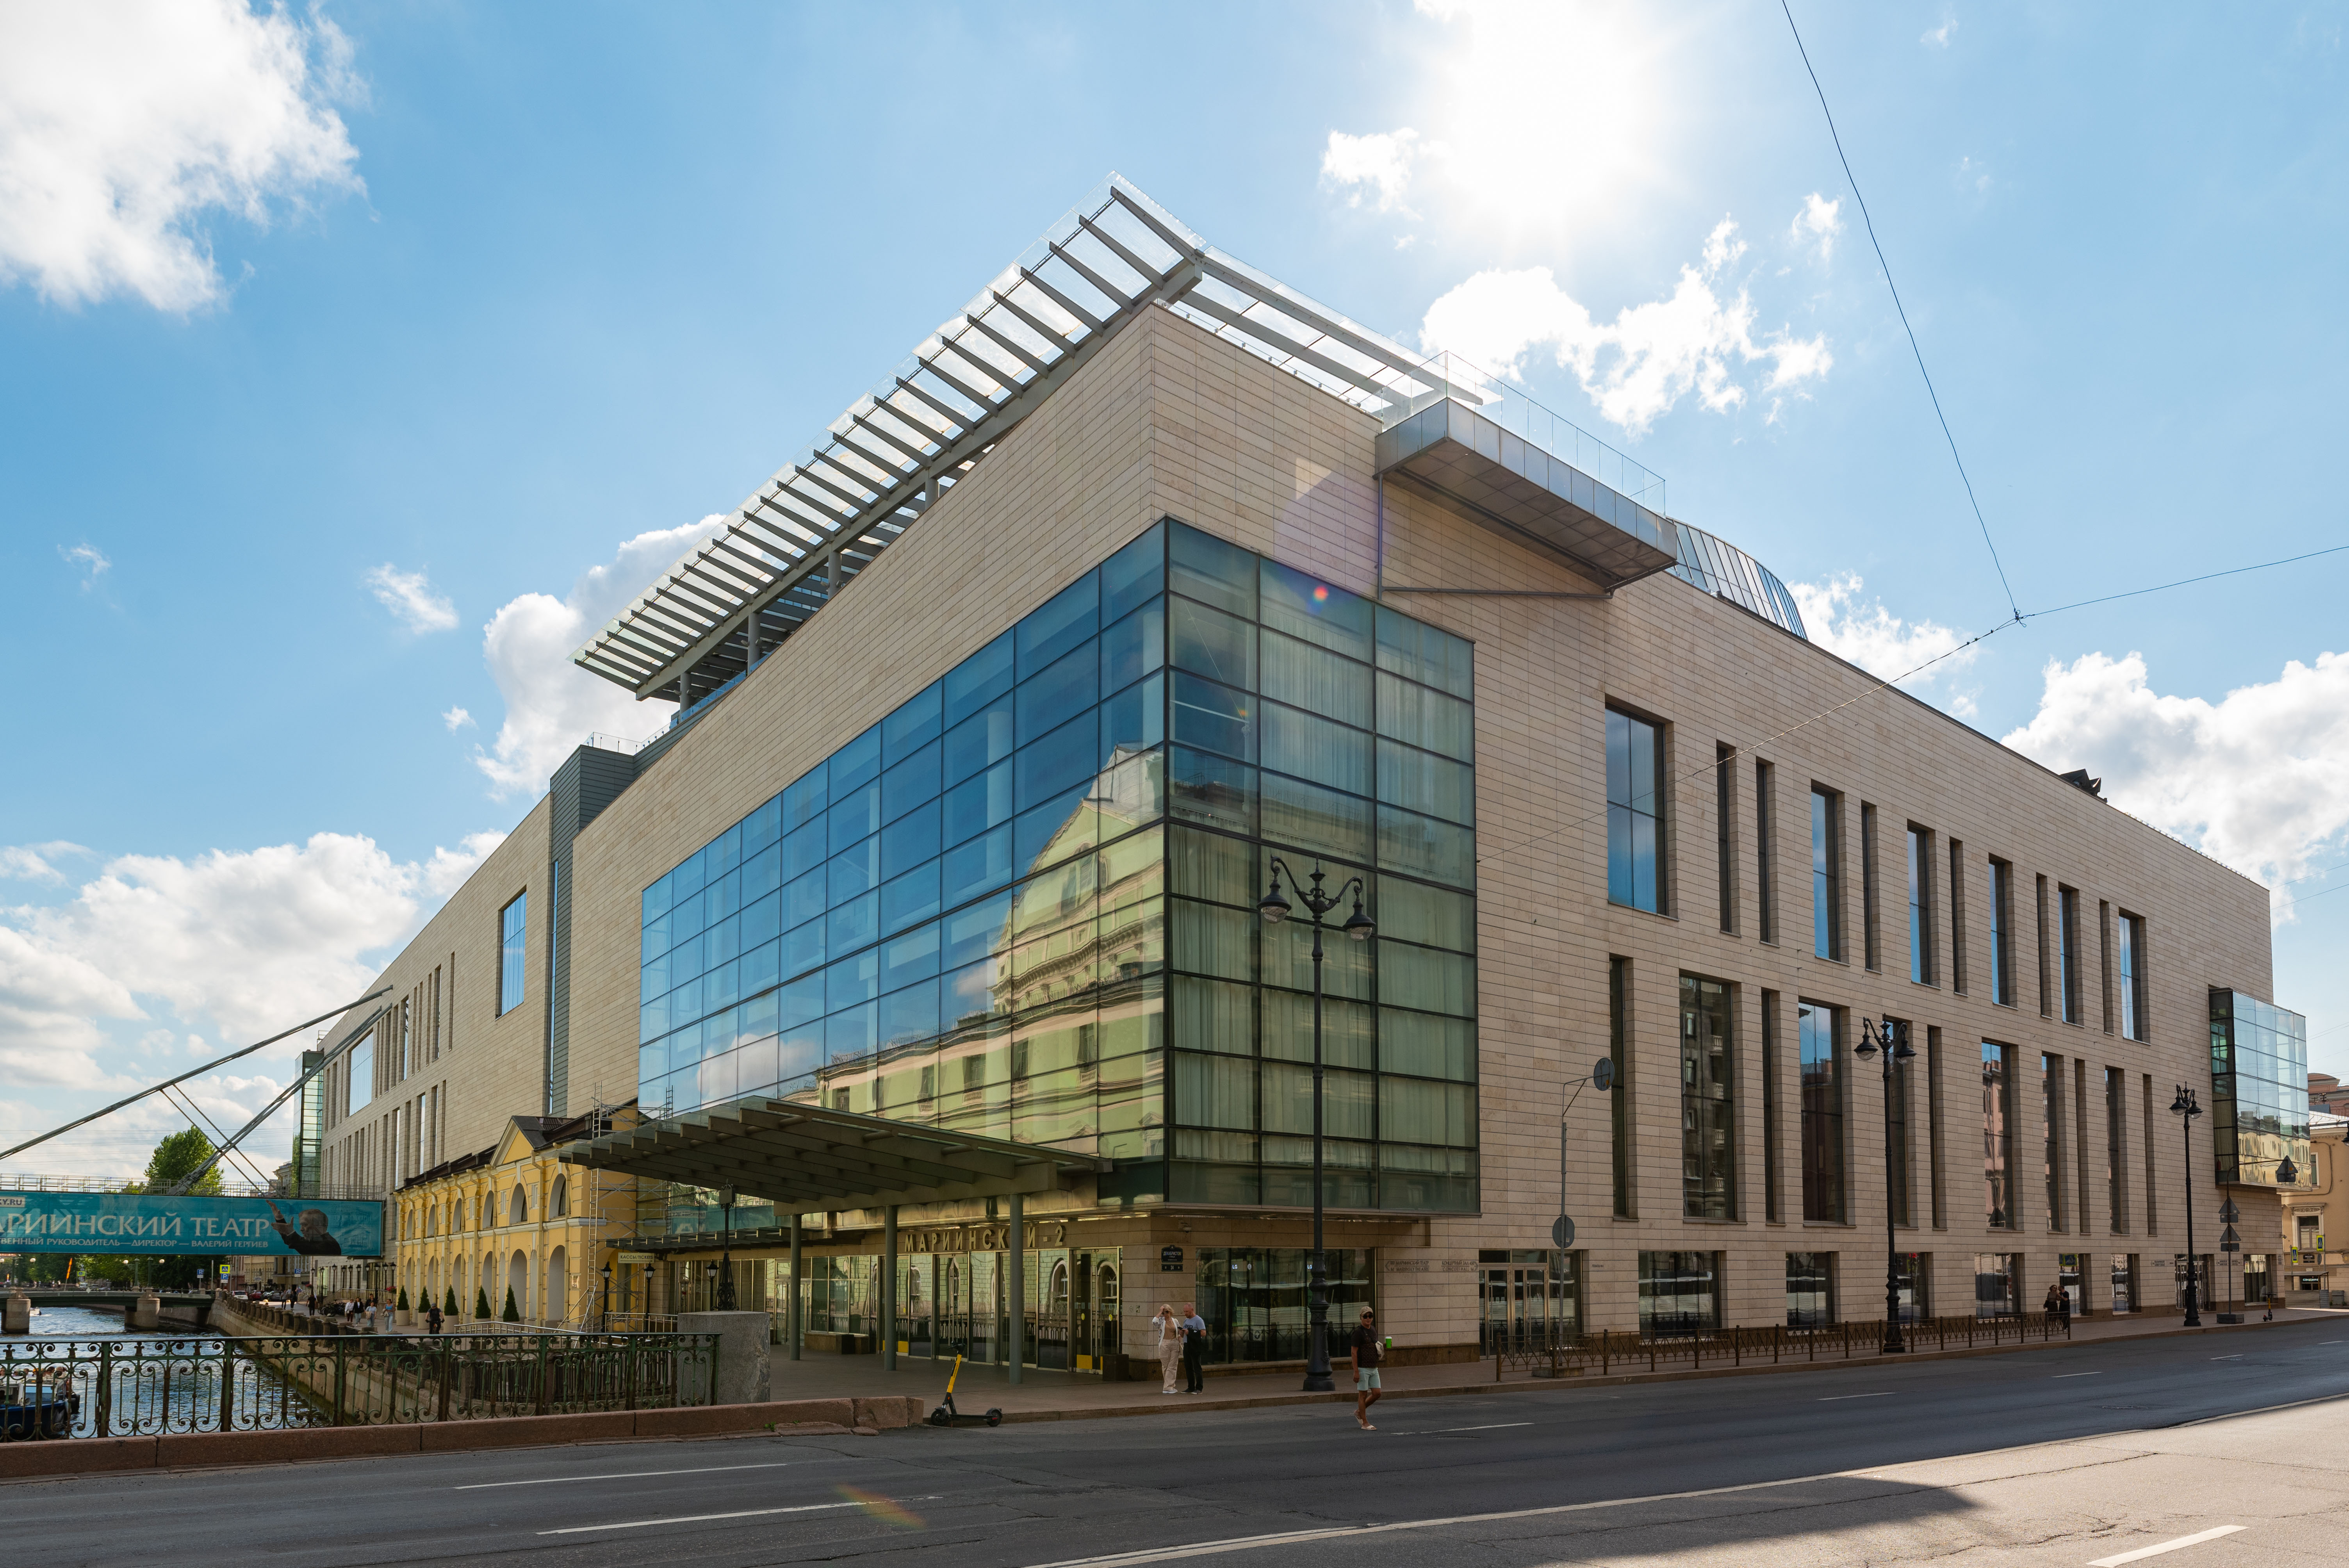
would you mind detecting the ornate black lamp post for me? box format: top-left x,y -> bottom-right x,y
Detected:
2171,1085 -> 2203,1327
599,1263 -> 612,1329
1257,858 -> 1374,1393
1854,1017 -> 1916,1352
643,1260 -> 655,1327
717,1186 -> 738,1310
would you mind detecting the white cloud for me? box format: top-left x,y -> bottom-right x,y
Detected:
2002,650 -> 2349,913
1923,15 -> 1958,47
365,563 -> 458,634
0,0 -> 364,312
58,542 -> 110,587
0,841 -> 91,883
1791,192 -> 1843,264
1418,218 -> 1833,435
1789,574 -> 1975,686
441,705 -> 475,732
0,924 -> 142,1087
1322,129 -> 1422,216
473,517 -> 725,797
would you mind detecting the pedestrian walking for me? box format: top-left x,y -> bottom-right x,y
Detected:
2042,1283 -> 2067,1326
1153,1303 -> 1184,1394
1350,1308 -> 1383,1431
1181,1301 -> 1207,1393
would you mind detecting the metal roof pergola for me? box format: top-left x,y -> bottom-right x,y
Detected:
555,1097 -> 1111,1213
572,174 -> 1445,706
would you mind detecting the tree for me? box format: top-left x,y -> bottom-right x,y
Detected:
444,1287 -> 458,1316
396,1286 -> 410,1311
475,1286 -> 492,1320
144,1128 -> 226,1196
502,1285 -> 522,1323
76,1130 -> 232,1291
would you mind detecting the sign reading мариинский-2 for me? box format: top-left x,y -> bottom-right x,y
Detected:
0,1194 -> 385,1257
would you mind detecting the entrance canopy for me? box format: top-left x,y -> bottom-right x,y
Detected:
555,1098 -> 1111,1212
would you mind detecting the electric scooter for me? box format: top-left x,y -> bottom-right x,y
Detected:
924,1354 -> 1003,1427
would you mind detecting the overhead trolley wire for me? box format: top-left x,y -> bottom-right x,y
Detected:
2024,542 -> 2349,619
1779,0 -> 2021,624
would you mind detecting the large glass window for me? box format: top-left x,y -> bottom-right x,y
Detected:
1786,1251 -> 1833,1327
347,1036 -> 372,1119
1798,1001 -> 1843,1222
1906,827 -> 1933,983
1638,1251 -> 1719,1336
2208,989 -> 2312,1187
2118,914 -> 2146,1040
499,893 -> 527,1015
1680,975 -> 1734,1220
1606,710 -> 1661,912
1983,1041 -> 2014,1227
1810,788 -> 1840,960
633,519 -> 1476,1214
2043,1052 -> 2066,1231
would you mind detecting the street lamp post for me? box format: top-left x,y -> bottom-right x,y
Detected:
643,1260 -> 655,1329
599,1263 -> 612,1330
717,1186 -> 738,1311
2171,1085 -> 2203,1327
1854,1017 -> 1916,1354
1257,858 -> 1374,1395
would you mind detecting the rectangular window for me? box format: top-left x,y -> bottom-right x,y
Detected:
347,1037 -> 372,1119
1680,974 -> 1734,1220
1605,709 -> 1662,913
1927,1026 -> 1946,1228
1906,826 -> 1934,983
2043,1052 -> 2066,1231
499,892 -> 528,1015
2099,901 -> 2115,1033
1983,1041 -> 2014,1228
1860,803 -> 1880,972
1638,1251 -> 1720,1336
1948,840 -> 1968,994
1609,956 -> 1631,1219
1988,858 -> 2014,1006
1891,1252 -> 1928,1322
1810,788 -> 1841,961
2105,1067 -> 2128,1232
1973,1252 -> 2020,1319
1798,1001 -> 1843,1223
1715,745 -> 1737,934
1786,1251 -> 1834,1328
2058,886 -> 2082,1023
1761,991 -> 1783,1223
1756,762 -> 1777,943
2118,913 -> 2146,1041
2110,1253 -> 2136,1314
1888,1021 -> 1912,1227
2035,875 -> 2052,1017
2142,1073 -> 2158,1233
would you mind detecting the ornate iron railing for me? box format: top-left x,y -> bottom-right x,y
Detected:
1494,1311 -> 2071,1380
0,1331 -> 720,1440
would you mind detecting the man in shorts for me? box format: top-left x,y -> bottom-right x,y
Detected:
1349,1307 -> 1383,1430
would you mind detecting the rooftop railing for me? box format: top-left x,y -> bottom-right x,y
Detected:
1385,349 -> 1666,516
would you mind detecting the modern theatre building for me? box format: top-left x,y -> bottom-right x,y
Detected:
314,177 -> 2308,1372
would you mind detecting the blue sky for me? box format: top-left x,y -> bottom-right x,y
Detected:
3,1 -> 2344,1176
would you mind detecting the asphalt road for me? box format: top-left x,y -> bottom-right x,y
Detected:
25,1319 -> 2349,1568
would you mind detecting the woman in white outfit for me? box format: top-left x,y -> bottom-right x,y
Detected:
1153,1303 -> 1183,1393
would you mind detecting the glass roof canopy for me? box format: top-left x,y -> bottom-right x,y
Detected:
573,174 -> 1802,704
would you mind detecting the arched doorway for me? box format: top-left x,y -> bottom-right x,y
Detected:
546,1246 -> 568,1327
508,1249 -> 529,1320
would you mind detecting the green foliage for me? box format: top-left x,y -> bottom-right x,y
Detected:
445,1287 -> 459,1315
143,1128 -> 225,1196
475,1286 -> 492,1319
501,1286 -> 521,1323
396,1286 -> 410,1311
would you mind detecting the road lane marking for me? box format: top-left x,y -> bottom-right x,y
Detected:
2208,1355 -> 2242,1361
2054,1372 -> 2105,1379
460,1461 -> 794,1490
1437,1422 -> 1532,1433
2086,1524 -> 2245,1566
2322,1340 -> 2342,1344
1817,1392 -> 1895,1401
539,1497 -> 940,1535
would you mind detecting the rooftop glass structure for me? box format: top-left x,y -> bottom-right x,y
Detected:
1668,521 -> 1808,639
635,519 -> 1479,1213
2209,989 -> 2312,1188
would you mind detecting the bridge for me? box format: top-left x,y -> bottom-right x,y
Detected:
4,1288 -> 215,1331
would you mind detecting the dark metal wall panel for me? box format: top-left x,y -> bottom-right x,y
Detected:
546,744 -> 641,1117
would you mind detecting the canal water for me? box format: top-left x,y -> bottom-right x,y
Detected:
4,1303 -> 312,1436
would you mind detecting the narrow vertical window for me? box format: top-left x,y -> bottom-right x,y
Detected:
2098,902 -> 2116,1033
1982,1041 -> 2012,1228
1756,762 -> 1777,943
1907,827 -> 1933,982
1761,991 -> 1782,1223
2058,886 -> 2081,1023
1927,1025 -> 1947,1228
499,892 -> 528,1015
2035,875 -> 2052,1017
1798,1002 -> 1843,1223
2140,1074 -> 2158,1233
1810,788 -> 1842,960
2042,1052 -> 2066,1231
1609,957 -> 1632,1218
2118,914 -> 2147,1041
1888,1017 -> 1912,1226
2105,1066 -> 2128,1232
1860,803 -> 1880,972
1606,709 -> 1662,912
1988,859 -> 2014,1006
1715,745 -> 1737,934
1680,975 -> 1734,1220
1948,840 -> 1968,993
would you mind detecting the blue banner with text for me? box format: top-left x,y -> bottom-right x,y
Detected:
0,1193 -> 385,1257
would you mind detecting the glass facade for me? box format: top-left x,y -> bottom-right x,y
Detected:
633,519 -> 1479,1212
499,893 -> 527,1014
1638,1250 -> 1720,1335
1786,1251 -> 1832,1327
1973,1251 -> 2019,1319
1679,974 -> 1734,1219
2208,989 -> 2312,1187
1798,1001 -> 1842,1222
347,1037 -> 372,1120
1192,1247 -> 1374,1362
1605,710 -> 1660,912
1983,1042 -> 2014,1227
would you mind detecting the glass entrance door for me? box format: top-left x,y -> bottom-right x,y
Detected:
1479,1250 -> 1581,1352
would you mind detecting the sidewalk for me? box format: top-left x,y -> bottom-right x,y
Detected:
766,1307 -> 2349,1423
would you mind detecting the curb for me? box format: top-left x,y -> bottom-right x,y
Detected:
987,1314 -> 2334,1423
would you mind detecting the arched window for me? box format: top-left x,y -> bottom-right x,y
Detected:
509,1185 -> 529,1226
550,1176 -> 569,1219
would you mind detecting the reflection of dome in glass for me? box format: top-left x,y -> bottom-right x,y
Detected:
1668,521 -> 1807,640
